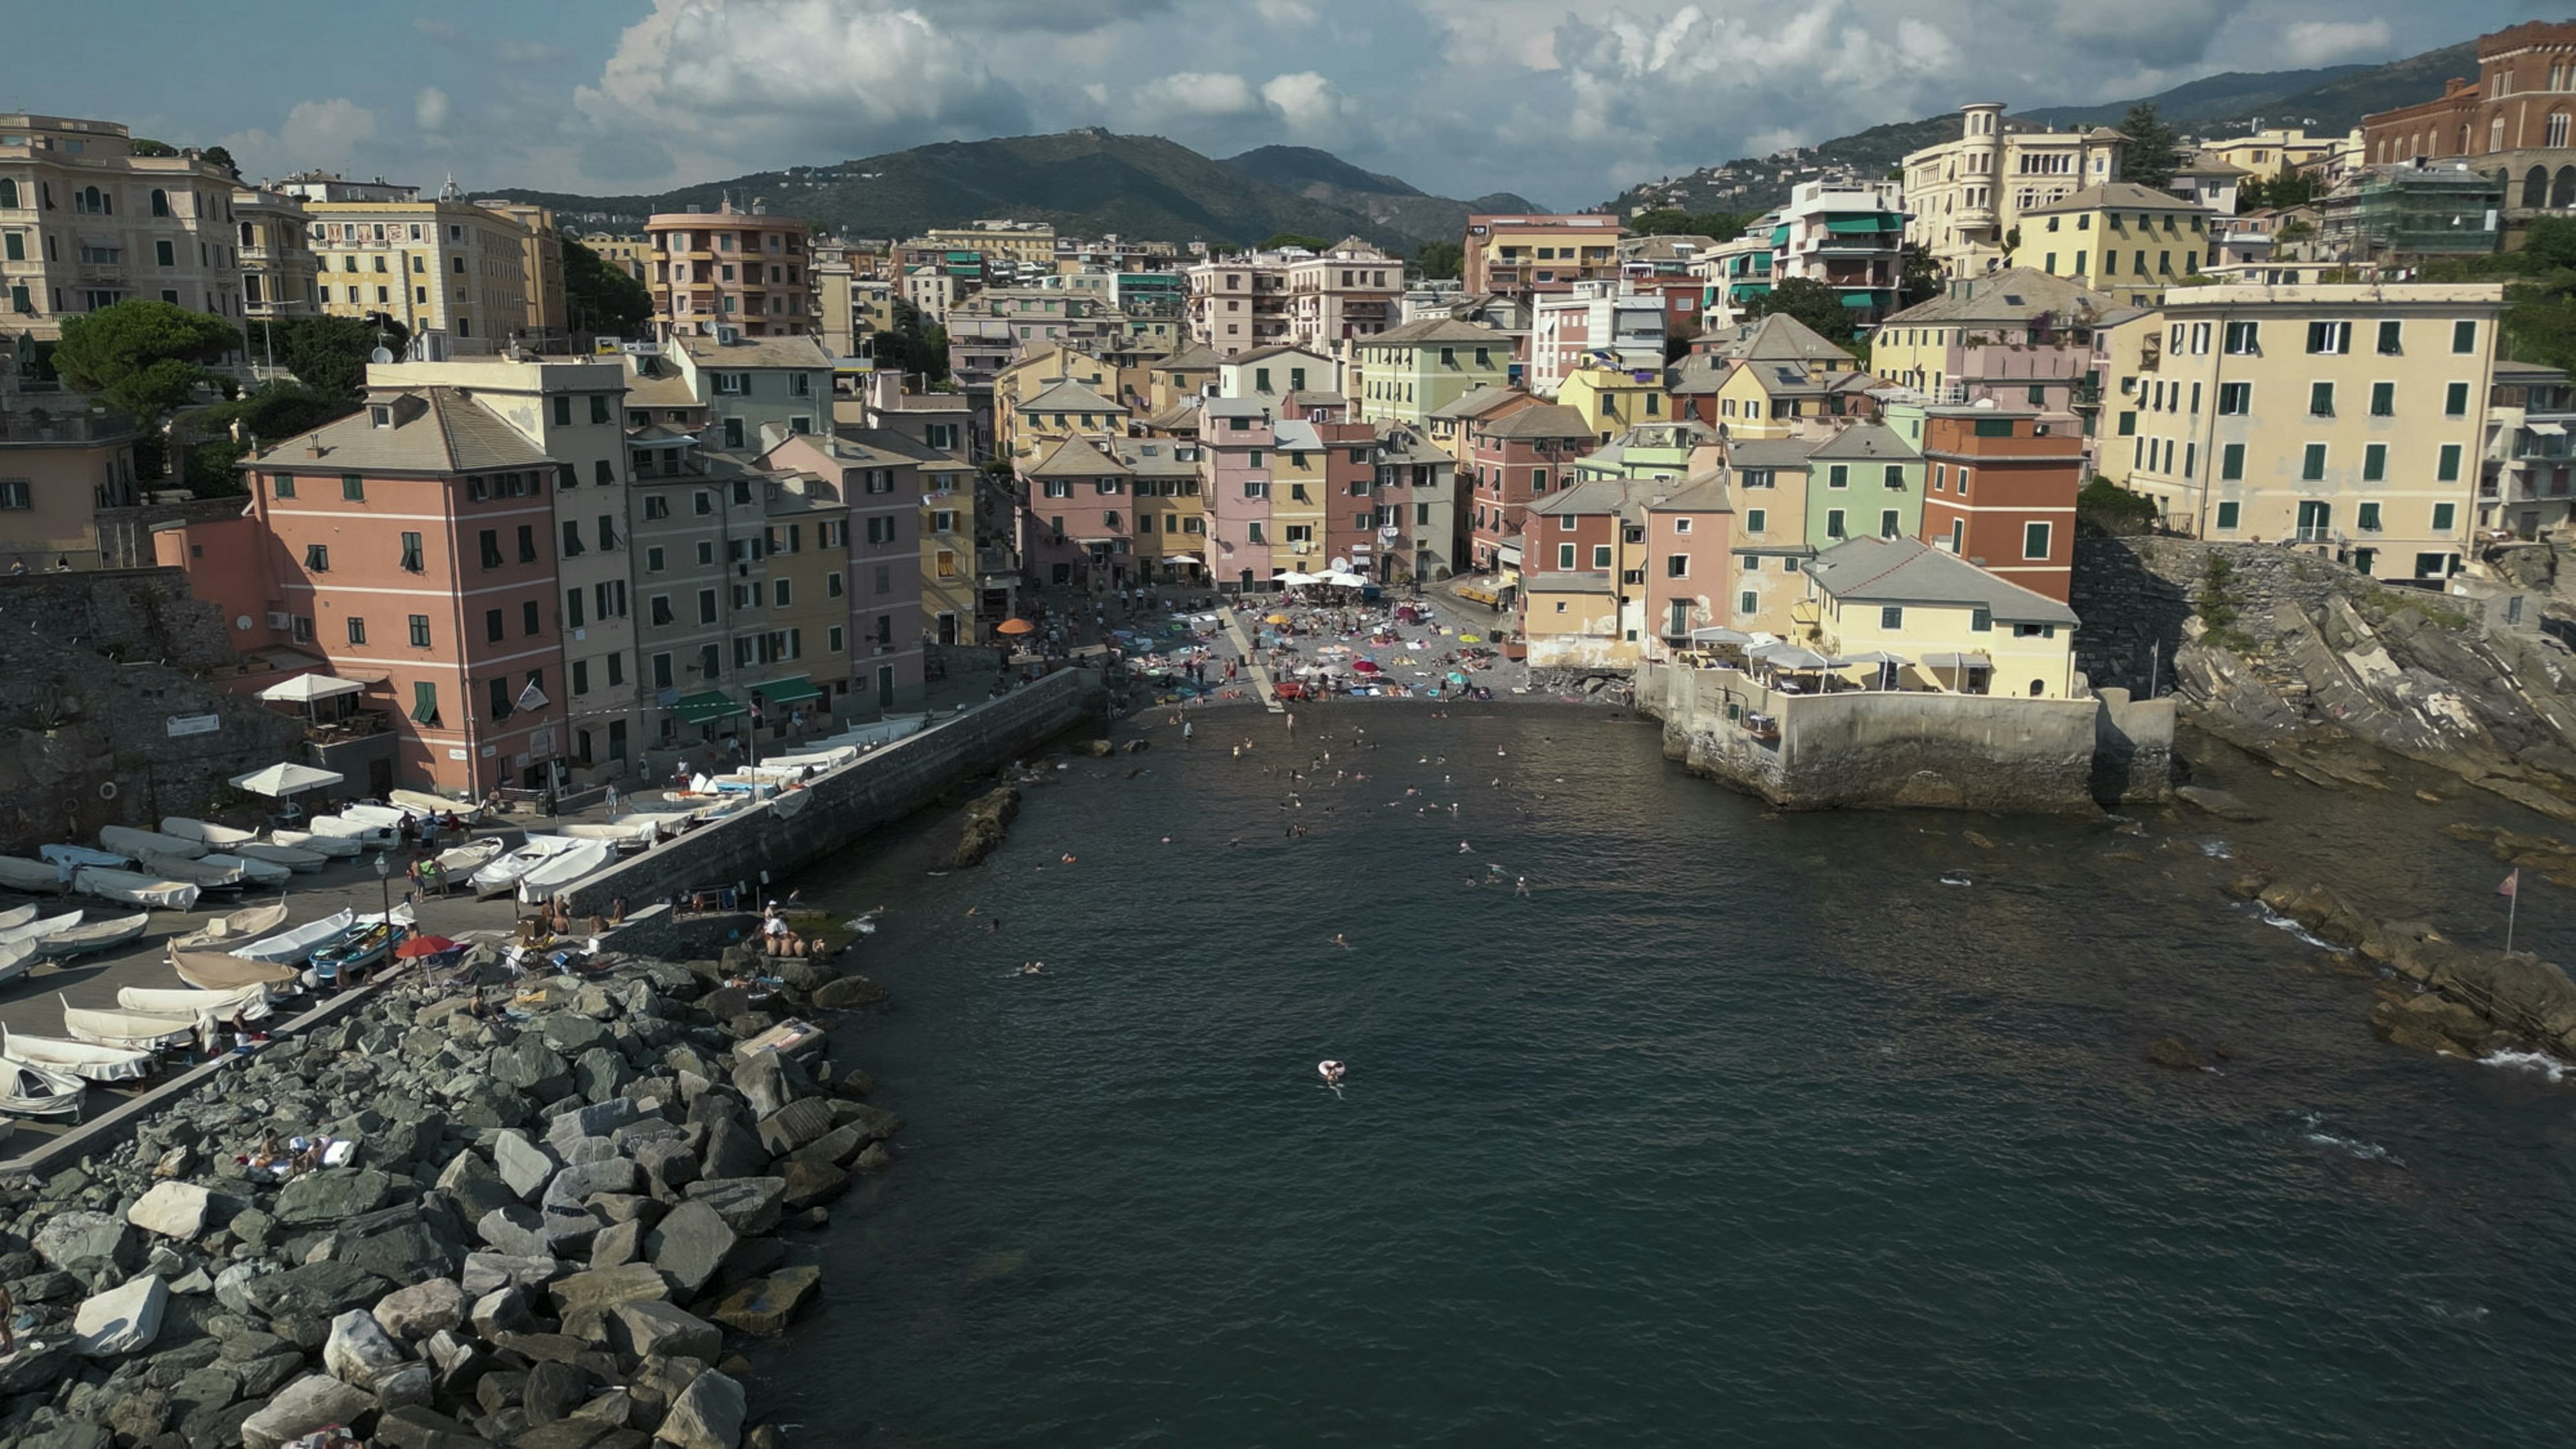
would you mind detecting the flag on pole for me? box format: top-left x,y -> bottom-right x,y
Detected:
2500,868 -> 2521,898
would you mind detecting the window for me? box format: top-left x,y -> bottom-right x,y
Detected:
1591,545 -> 1612,569
1746,508 -> 1766,533
2357,501 -> 2383,532
2215,501 -> 2241,531
561,519 -> 584,557
478,530 -> 502,569
2438,443 -> 2463,482
698,589 -> 717,625
2302,444 -> 2327,481
2220,443 -> 2245,481
341,474 -> 364,501
411,682 -> 439,725
2433,502 -> 2458,532
484,608 -> 504,643
2309,381 -> 2334,417
2445,382 -> 2469,417
2306,321 -> 2350,355
590,394 -> 612,425
2377,320 -> 2404,355
1879,510 -> 1901,539
1556,543 -> 1575,569
2023,521 -> 2051,559
1880,606 -> 1904,630
1825,509 -> 1846,539
645,496 -> 670,520
488,677 -> 511,721
2223,321 -> 2260,355
2013,623 -> 2055,639
154,238 -> 173,268
566,588 -> 585,630
1739,591 -> 1758,614
2117,411 -> 2137,437
2453,319 -> 2479,354
1827,465 -> 1849,490
1666,554 -> 1688,578
344,616 -> 366,645
552,396 -> 572,427
409,614 -> 431,648
517,525 -> 537,563
2363,443 -> 2387,482
2369,382 -> 2394,417
2214,382 -> 2249,416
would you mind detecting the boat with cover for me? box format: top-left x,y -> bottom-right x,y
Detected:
472,836 -> 578,896
136,852 -> 254,891
60,998 -> 198,1051
433,839 -> 503,875
0,1057 -> 85,1118
230,907 -> 356,965
230,842 -> 329,873
38,912 -> 150,958
390,790 -> 478,822
0,1026 -> 150,1082
200,853 -> 291,888
270,829 -> 360,859
0,905 -> 38,933
0,858 -> 61,894
43,843 -> 132,871
0,940 -> 36,989
158,818 -> 259,847
517,839 -> 615,902
341,804 -> 409,830
0,912 -> 80,949
172,900 -> 290,951
303,816 -> 398,849
119,983 -> 271,1022
170,947 -> 301,990
70,869 -> 199,912
99,825 -> 209,861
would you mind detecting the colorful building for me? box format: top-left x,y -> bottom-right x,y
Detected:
1902,105 -> 2127,276
1872,268 -> 2116,418
0,114 -> 248,342
1801,535 -> 2080,699
2023,182 -> 2214,307
1557,366 -> 1674,445
644,199 -> 814,341
1464,402 -> 1592,574
1461,213 -> 1629,298
1916,407 -> 2082,601
1354,317 -> 1515,429
0,400 -> 138,571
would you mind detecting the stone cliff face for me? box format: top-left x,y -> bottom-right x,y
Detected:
0,570 -> 303,853
2074,539 -> 2576,819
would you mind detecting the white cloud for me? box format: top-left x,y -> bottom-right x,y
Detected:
219,98 -> 379,180
1132,70 -> 1267,119
2282,18 -> 2395,66
1261,71 -> 1365,146
414,87 -> 451,132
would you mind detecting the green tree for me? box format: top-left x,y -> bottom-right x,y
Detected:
1898,243 -> 1944,309
183,383 -> 364,496
52,301 -> 240,421
874,300 -> 951,384
1413,239 -> 1463,280
1631,208 -> 1695,235
562,238 -> 653,338
2116,103 -> 2185,189
2240,163 -> 2322,212
2076,476 -> 2160,537
1743,276 -> 1856,343
201,145 -> 238,178
1261,232 -> 1332,252
252,315 -> 407,400
127,138 -> 178,158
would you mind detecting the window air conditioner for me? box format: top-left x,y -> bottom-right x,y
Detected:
265,611 -> 291,630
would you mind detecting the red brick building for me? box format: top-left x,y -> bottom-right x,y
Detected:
2361,22 -> 2576,217
1465,403 -> 1593,574
1916,409 -> 2080,602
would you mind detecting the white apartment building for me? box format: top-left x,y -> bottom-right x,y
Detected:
1902,104 -> 2127,277
0,114 -> 247,341
1529,280 -> 1666,396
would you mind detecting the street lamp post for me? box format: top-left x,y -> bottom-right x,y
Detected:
373,850 -> 392,950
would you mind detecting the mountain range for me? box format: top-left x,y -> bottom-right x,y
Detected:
1606,38 -> 2482,219
488,131 -> 1532,254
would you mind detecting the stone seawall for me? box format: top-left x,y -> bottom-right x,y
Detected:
2072,537 -> 2363,695
561,670 -> 1105,914
1639,663 -> 2170,813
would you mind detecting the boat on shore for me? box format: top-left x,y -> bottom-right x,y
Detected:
136,852 -> 254,892
311,920 -> 404,983
433,839 -> 503,876
231,842 -> 329,873
390,790 -> 478,822
230,907 -> 355,965
119,982 -> 272,1022
39,912 -> 150,958
60,998 -> 197,1051
70,869 -> 199,912
158,818 -> 260,848
172,900 -> 290,951
170,946 -> 301,991
517,839 -> 616,902
0,1057 -> 85,1118
1,1027 -> 150,1081
270,829 -> 360,859
100,825 -> 209,861
0,911 -> 80,949
473,836 -> 578,897
0,940 -> 36,989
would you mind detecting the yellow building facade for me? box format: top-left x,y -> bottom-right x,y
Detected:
1802,535 -> 2081,699
2023,182 -> 2213,308
1557,366 -> 1674,445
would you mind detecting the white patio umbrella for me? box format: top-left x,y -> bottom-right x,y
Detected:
229,762 -> 345,798
1321,570 -> 1367,587
256,674 -> 364,704
1277,571 -> 1320,586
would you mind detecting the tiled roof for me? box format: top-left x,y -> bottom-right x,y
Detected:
1803,422 -> 1919,461
1723,439 -> 1816,470
1882,267 -> 2116,326
1477,403 -> 1593,440
1018,378 -> 1126,414
2023,181 -> 2212,216
254,389 -> 553,474
1024,435 -> 1130,479
1368,316 -> 1512,347
1805,535 -> 2078,624
675,333 -> 833,370
1427,384 -> 1529,421
1644,474 -> 1732,512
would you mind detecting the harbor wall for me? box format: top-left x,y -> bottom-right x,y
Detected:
1638,663 -> 2171,813
560,669 -> 1105,913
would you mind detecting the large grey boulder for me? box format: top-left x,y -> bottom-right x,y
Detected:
494,1129 -> 561,1201
698,1118 -> 768,1182
682,1177 -> 786,1236
611,1301 -> 721,1363
461,1251 -> 565,1298
321,1307 -> 409,1391
72,1273 -> 167,1356
239,1373 -> 376,1449
547,1097 -> 638,1150
491,1035 -> 572,1097
543,1157 -> 641,1213
34,1212 -> 134,1278
547,1261 -> 669,1320
655,1367 -> 747,1449
645,1201 -> 739,1298
435,1146 -> 519,1222
239,1260 -> 390,1321
272,1168 -> 395,1227
729,1055 -> 795,1117
374,1276 -> 467,1341
125,1181 -> 213,1241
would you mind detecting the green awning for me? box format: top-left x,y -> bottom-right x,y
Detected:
753,676 -> 822,706
1826,217 -> 1900,234
1770,226 -> 1790,246
669,690 -> 746,725
1840,293 -> 1878,308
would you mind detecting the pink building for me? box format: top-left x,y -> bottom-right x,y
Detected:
758,431 -> 927,713
1022,436 -> 1138,590
1199,398 -> 1277,592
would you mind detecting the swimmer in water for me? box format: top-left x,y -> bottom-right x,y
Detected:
1459,841 -> 1473,853
1061,853 -> 1078,864
1515,877 -> 1530,896
1331,933 -> 1350,949
1020,962 -> 1044,975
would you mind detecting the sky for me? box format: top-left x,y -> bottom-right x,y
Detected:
9,0 -> 2557,210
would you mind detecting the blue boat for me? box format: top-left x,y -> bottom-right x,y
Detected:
311,922 -> 406,987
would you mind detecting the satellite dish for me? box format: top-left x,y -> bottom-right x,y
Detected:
369,347 -> 395,364
234,616 -> 253,632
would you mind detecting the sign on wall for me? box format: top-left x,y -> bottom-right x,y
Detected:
165,714 -> 221,738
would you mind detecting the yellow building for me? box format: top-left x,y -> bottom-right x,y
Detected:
1802,535 -> 2080,698
1462,213 -> 1627,297
2023,182 -> 2214,307
297,184 -> 535,352
0,403 -> 140,570
2200,128 -> 2350,183
996,349 -> 1125,465
1557,366 -> 1673,445
762,473 -> 858,709
581,232 -> 653,281
1108,436 -> 1207,583
474,199 -> 568,343
1723,439 -> 1818,635
235,187 -> 319,324
0,114 -> 248,342
1267,418 -> 1330,574
1901,105 -> 2128,276
2098,282 -> 2506,581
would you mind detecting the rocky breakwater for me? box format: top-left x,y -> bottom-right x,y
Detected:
2227,867 -> 2576,1063
0,943 -> 900,1449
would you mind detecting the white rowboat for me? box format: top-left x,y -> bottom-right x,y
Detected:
61,998 -> 198,1051
231,842 -> 329,873
158,818 -> 260,847
71,869 -> 199,912
119,983 -> 272,1022
172,900 -> 290,951
38,912 -> 150,957
0,912 -> 79,948
1,1027 -> 152,1081
517,840 -> 614,903
0,1057 -> 85,1117
136,852 -> 252,891
472,836 -> 577,896
170,947 -> 300,991
231,907 -> 355,965
100,825 -> 209,861
270,830 -> 360,859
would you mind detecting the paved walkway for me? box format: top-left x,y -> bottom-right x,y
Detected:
1218,610 -> 1284,712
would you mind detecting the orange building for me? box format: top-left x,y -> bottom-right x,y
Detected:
154,387 -> 569,796
644,199 -> 814,341
1462,214 -> 1629,299
1916,408 -> 2081,602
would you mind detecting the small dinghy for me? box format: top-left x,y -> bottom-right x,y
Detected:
390,790 -> 478,822
0,939 -> 37,989
270,829 -> 361,859
304,815 -> 398,850
119,982 -> 272,1023
99,825 -> 209,861
433,839 -> 503,875
44,843 -> 132,871
201,853 -> 291,888
341,804 -> 409,830
230,842 -> 329,873
71,869 -> 199,912
472,836 -> 578,898
170,946 -> 301,991
137,852 -> 253,891
1,1026 -> 152,1082
0,911 -> 80,948
38,912 -> 149,958
0,857 -> 62,894
60,997 -> 198,1051
311,920 -> 405,984
172,900 -> 290,951
0,904 -> 38,933
0,1057 -> 85,1118
158,818 -> 260,848
516,839 -> 615,902
231,907 -> 356,965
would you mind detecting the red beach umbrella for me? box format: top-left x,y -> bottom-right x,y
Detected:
394,934 -> 462,959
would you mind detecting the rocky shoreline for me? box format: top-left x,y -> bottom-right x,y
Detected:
0,927 -> 896,1449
